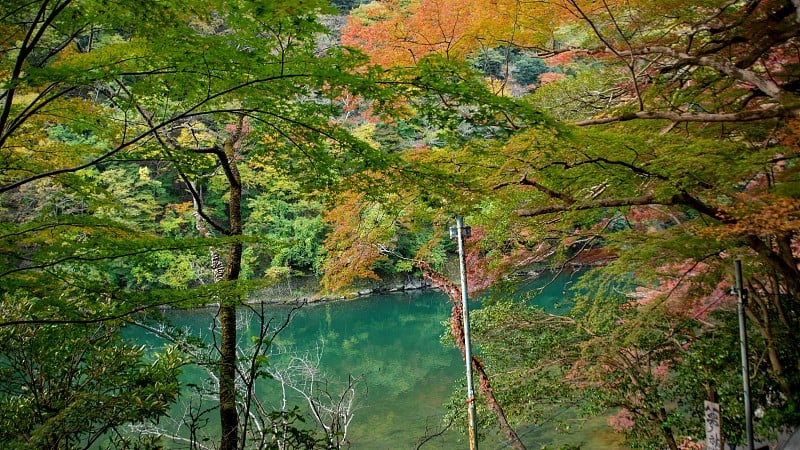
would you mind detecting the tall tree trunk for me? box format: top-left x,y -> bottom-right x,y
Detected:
219,304 -> 238,450
219,136 -> 243,450
190,132 -> 243,450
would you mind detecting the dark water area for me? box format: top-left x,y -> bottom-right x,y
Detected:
139,274 -> 626,449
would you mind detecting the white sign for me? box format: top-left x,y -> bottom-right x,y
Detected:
705,400 -> 722,450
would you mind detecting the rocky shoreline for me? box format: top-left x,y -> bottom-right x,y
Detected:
249,265 -> 554,305
250,273 -> 437,305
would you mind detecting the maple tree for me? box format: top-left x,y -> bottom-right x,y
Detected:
333,0 -> 800,447
345,0 -> 800,120
341,0 -> 559,67
429,118 -> 798,446
0,1 -> 414,448
1,0 -> 797,448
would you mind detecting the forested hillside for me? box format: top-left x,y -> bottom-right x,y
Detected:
1,0 -> 798,449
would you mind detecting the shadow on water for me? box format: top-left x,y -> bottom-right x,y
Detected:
132,273 -> 627,449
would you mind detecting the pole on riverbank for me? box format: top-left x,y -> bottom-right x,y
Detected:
734,260 -> 754,450
451,216 -> 478,450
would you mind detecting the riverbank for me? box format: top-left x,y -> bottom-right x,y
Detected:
249,263 -> 555,305
251,272 -> 436,304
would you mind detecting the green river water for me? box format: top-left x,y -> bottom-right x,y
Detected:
145,277 -> 626,449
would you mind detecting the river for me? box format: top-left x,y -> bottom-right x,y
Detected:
142,278 -> 626,449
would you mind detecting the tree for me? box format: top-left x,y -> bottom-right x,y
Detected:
511,55 -> 551,87
435,117 -> 798,445
132,302 -> 362,450
486,6 -> 800,435
559,0 -> 800,125
335,1 -> 800,447
0,295 -> 184,449
344,0 -> 800,123
341,0 -> 560,68
0,1 -> 407,448
468,47 -> 512,80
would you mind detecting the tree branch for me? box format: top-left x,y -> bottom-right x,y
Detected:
620,45 -> 786,99
574,106 -> 795,126
516,193 -> 662,217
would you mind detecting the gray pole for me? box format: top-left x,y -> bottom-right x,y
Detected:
455,216 -> 479,450
735,260 -> 754,450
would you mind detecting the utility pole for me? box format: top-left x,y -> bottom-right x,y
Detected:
451,216 -> 478,450
734,260 -> 754,450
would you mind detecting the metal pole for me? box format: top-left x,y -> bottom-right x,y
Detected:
735,260 -> 754,450
456,216 -> 479,450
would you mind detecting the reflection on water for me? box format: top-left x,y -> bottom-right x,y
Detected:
145,280 -> 626,449
269,291 -> 465,449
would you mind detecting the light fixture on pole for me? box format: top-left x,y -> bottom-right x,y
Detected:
450,216 -> 478,450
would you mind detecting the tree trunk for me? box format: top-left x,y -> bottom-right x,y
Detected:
190,133 -> 244,450
746,234 -> 800,299
219,304 -> 238,450
220,136 -> 243,450
472,355 -> 526,450
420,264 -> 527,450
654,407 -> 679,450
662,424 -> 679,450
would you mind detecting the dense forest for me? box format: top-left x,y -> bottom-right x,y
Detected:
1,0 -> 798,449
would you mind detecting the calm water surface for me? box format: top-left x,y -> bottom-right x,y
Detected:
154,280 -> 626,449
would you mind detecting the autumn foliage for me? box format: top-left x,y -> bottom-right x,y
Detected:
337,0 -> 800,448
342,0 -> 557,66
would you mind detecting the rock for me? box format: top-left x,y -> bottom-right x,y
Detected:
403,279 -> 426,290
